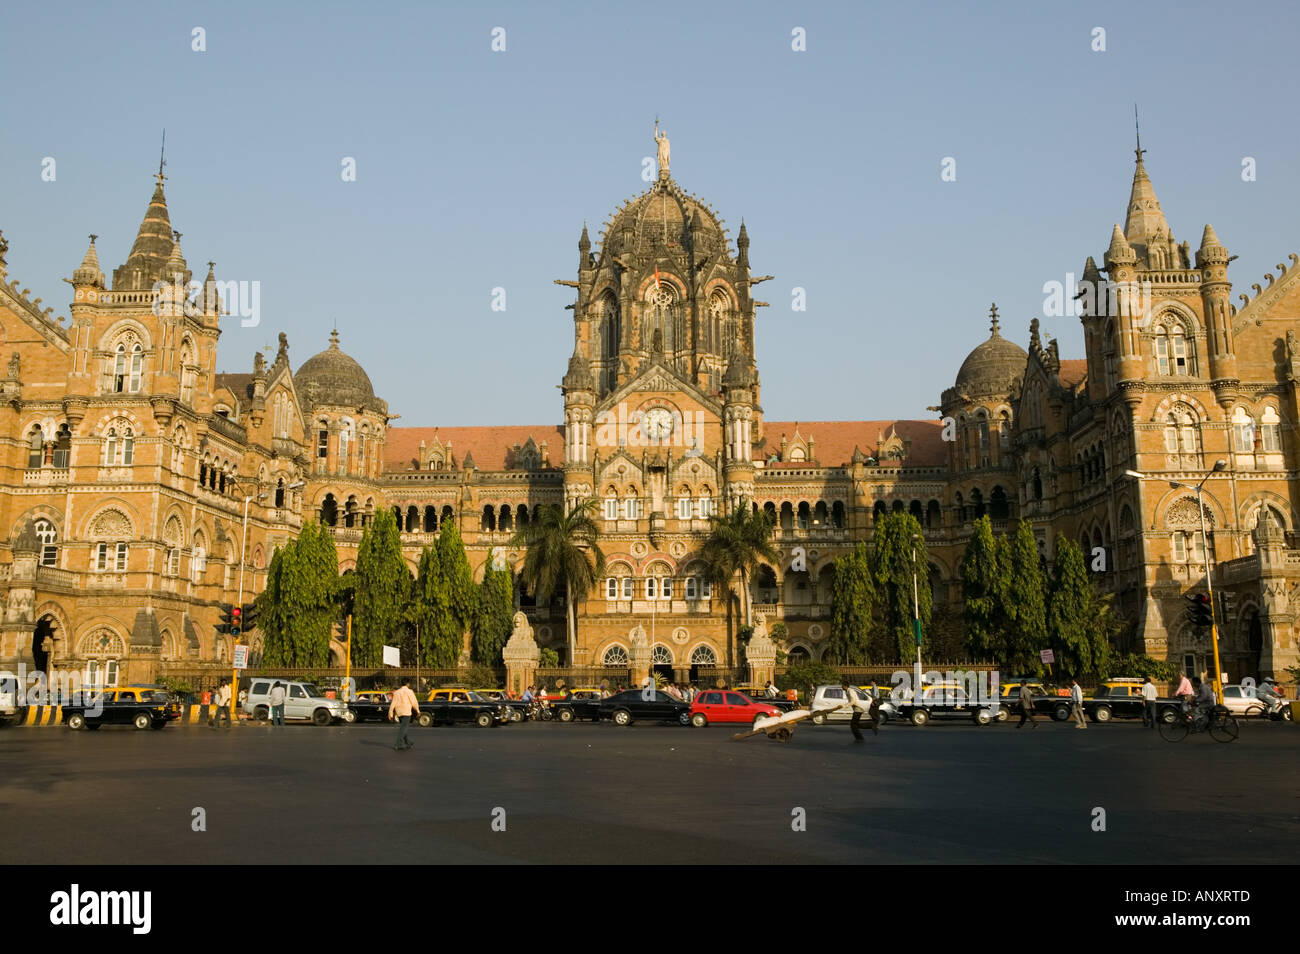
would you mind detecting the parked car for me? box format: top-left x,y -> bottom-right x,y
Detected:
64,688 -> 181,731
690,690 -> 780,727
243,679 -> 348,725
552,689 -> 605,723
734,685 -> 799,711
1086,680 -> 1180,724
473,689 -> 528,722
1219,683 -> 1291,720
597,689 -> 691,726
342,689 -> 393,724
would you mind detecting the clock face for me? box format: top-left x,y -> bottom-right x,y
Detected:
643,407 -> 674,441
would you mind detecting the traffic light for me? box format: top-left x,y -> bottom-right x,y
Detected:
240,602 -> 258,633
216,603 -> 235,635
1185,592 -> 1213,627
230,604 -> 243,638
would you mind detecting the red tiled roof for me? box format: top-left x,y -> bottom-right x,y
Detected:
386,424 -> 565,472
759,419 -> 946,468
1058,359 -> 1087,390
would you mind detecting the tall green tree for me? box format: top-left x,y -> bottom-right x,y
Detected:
437,521 -> 477,654
1003,518 -> 1048,673
961,516 -> 1008,659
826,541 -> 875,664
351,508 -> 411,667
472,561 -> 515,666
1047,537 -> 1097,675
509,499 -> 605,666
871,512 -> 932,662
699,502 -> 777,668
409,545 -> 447,667
255,521 -> 338,667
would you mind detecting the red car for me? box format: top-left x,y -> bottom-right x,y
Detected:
689,690 -> 780,727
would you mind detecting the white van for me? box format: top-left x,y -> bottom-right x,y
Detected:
242,678 -> 347,725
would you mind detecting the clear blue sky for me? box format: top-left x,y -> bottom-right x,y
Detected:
3,0 -> 1298,426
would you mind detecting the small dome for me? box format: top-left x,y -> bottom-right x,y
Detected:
295,330 -> 381,411
954,306 -> 1026,396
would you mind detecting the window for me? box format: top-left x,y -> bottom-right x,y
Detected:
193,544 -> 206,580
662,577 -> 673,600
338,428 -> 350,471
166,547 -> 181,576
1261,407 -> 1282,453
698,495 -> 714,517
622,578 -> 634,599
1155,321 -> 1195,376
606,578 -> 618,600
645,577 -> 657,600
104,429 -> 118,466
113,345 -> 127,392
274,479 -> 285,509
95,542 -> 128,572
625,497 -> 641,520
129,343 -> 143,392
27,426 -> 43,468
604,497 -> 618,521
603,645 -> 629,666
685,577 -> 698,600
34,519 -> 57,567
1172,532 -> 1187,562
676,497 -> 692,520
122,429 -> 134,465
1231,408 -> 1255,453
53,425 -> 70,468
317,429 -> 328,459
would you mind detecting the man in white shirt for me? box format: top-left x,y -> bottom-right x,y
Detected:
388,677 -> 420,751
268,681 -> 286,726
1069,678 -> 1087,728
210,680 -> 232,729
1140,677 -> 1158,729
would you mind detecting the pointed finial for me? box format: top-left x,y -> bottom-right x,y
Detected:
89,234 -> 98,245
157,129 -> 167,184
989,302 -> 1000,336
1134,104 -> 1145,163
329,328 -> 340,348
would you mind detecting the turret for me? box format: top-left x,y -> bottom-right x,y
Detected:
1196,224 -> 1238,398
1104,224 -> 1142,386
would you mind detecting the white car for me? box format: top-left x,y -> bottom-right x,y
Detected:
242,678 -> 348,725
809,685 -> 893,724
1220,683 -> 1291,719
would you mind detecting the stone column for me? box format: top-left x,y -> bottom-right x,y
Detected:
1254,514 -> 1297,681
502,612 -> 540,696
628,623 -> 652,687
3,520 -> 38,665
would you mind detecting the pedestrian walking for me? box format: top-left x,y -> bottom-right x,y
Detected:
1141,676 -> 1158,728
1016,682 -> 1037,729
842,678 -> 868,743
1069,677 -> 1087,728
269,681 -> 286,726
210,679 -> 232,729
388,677 -> 419,751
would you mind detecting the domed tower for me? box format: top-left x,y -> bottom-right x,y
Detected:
562,127 -> 761,405
941,304 -> 1026,526
294,330 -> 388,534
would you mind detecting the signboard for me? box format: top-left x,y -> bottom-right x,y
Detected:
382,644 -> 400,667
233,645 -> 249,670
1039,649 -> 1055,664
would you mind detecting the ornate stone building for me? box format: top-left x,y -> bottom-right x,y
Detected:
2,135 -> 1298,687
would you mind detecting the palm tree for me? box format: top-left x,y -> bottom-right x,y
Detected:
699,501 -> 777,668
509,499 -> 605,666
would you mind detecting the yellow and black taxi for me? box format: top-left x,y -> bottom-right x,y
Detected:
342,689 -> 394,724
472,688 -> 528,722
419,689 -> 511,728
1000,680 -> 1071,721
1088,678 -> 1179,724
551,688 -> 606,722
736,684 -> 799,711
63,686 -> 181,731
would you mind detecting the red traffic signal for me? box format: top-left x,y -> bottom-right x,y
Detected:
1185,592 -> 1213,627
231,604 -> 242,636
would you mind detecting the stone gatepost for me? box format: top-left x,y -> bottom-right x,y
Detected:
1254,513 -> 1298,682
3,520 -> 38,663
502,611 -> 540,695
628,623 -> 652,687
745,612 -> 777,686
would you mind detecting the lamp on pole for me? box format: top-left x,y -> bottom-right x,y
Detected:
1125,460 -> 1227,702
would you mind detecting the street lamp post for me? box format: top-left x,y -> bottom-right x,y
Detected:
1125,460 -> 1227,702
911,533 -> 923,701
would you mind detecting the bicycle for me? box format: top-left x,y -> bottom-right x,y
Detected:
1159,702 -> 1238,743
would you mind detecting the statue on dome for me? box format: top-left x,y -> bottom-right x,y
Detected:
654,119 -> 670,177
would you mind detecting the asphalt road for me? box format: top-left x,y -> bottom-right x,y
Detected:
2,717 -> 1296,864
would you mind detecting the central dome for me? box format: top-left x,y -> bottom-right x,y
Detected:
295,330 -> 382,411
954,309 -> 1026,397
601,178 -> 732,261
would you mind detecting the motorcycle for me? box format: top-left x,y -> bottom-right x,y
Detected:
1258,691 -> 1293,721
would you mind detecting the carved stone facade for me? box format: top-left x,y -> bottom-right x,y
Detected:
4,137 -> 1300,687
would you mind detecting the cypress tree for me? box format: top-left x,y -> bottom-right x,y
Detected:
411,544 -> 446,667
871,512 -> 932,663
961,516 -> 1007,659
352,508 -> 411,667
826,541 -> 874,664
434,521 -> 476,666
472,561 -> 515,666
1003,519 -> 1047,673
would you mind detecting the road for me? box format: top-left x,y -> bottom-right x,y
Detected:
1,718 -> 1296,864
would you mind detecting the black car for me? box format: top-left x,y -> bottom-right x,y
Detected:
418,692 -> 510,728
551,691 -> 604,723
597,689 -> 691,727
64,690 -> 181,731
1086,682 -> 1180,724
343,691 -> 394,724
897,687 -> 996,726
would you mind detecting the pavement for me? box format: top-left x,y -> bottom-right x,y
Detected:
1,718 -> 1296,864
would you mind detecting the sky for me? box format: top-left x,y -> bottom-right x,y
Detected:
3,0 -> 1299,427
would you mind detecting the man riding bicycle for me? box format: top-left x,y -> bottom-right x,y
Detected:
1190,676 -> 1216,729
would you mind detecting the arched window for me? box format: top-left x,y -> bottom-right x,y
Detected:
1260,406 -> 1282,453
990,486 -> 1009,520
122,428 -> 134,466
274,478 -> 285,509
103,428 -> 118,466
602,645 -> 629,667
1164,405 -> 1199,455
81,630 -> 126,687
113,344 -> 127,393
34,518 -> 57,567
27,425 -> 44,468
192,532 -> 207,581
1231,407 -> 1256,453
481,505 -> 496,532
1154,318 -> 1195,376
604,492 -> 618,521
320,494 -> 338,527
338,428 -> 350,472
690,644 -> 718,666
625,490 -> 641,520
53,424 -> 71,468
652,645 -> 673,665
129,343 -> 143,392
344,495 -> 358,528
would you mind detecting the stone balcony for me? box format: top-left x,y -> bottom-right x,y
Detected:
24,468 -> 70,487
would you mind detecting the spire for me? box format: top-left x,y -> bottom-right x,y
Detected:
1196,223 -> 1229,267
73,234 -> 106,287
1105,224 -> 1136,267
988,302 -> 1001,338
113,175 -> 175,289
203,260 -> 219,312
164,229 -> 190,285
737,219 -> 749,267
329,328 -> 341,349
1123,138 -> 1172,254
